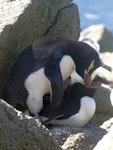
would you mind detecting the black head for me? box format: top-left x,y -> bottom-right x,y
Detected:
64,83 -> 97,99
72,41 -> 100,79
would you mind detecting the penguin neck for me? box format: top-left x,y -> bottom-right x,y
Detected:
59,55 -> 75,81
77,87 -> 97,98
85,87 -> 97,98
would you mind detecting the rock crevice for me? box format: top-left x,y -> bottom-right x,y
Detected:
44,3 -> 74,36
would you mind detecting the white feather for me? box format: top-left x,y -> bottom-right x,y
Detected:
52,96 -> 96,127
60,55 -> 75,81
25,68 -> 50,114
24,55 -> 76,115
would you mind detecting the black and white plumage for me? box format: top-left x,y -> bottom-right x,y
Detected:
79,38 -> 113,85
40,83 -> 97,127
3,35 -> 100,118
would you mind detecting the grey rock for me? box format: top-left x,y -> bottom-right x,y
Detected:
0,0 -> 80,94
0,97 -> 107,150
101,52 -> 113,70
0,99 -> 61,150
80,24 -> 113,52
101,117 -> 113,132
93,118 -> 113,150
92,86 -> 113,125
94,126 -> 113,150
89,51 -> 113,125
50,123 -> 107,150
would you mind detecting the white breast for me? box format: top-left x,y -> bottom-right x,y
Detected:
24,68 -> 51,115
60,55 -> 75,81
24,55 -> 76,115
52,96 -> 96,127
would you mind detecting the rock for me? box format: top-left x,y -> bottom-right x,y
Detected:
0,0 -> 80,95
101,52 -> 113,70
0,99 -> 60,150
92,86 -> 113,125
94,126 -> 113,150
89,51 -> 113,125
94,118 -> 113,150
80,24 -> 113,52
0,97 -> 108,150
50,123 -> 107,150
101,117 -> 113,131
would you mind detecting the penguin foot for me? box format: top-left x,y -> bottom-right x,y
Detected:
34,114 -> 41,122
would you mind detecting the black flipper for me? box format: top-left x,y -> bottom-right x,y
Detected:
41,114 -> 64,125
44,50 -> 64,111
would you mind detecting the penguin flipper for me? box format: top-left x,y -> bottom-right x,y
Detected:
45,72 -> 64,111
44,51 -> 64,110
45,59 -> 64,112
41,114 -> 64,125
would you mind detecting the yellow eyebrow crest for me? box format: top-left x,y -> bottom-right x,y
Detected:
87,60 -> 95,72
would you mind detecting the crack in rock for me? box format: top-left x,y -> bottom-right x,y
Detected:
44,3 -> 73,36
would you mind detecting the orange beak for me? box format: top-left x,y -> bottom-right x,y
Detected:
84,71 -> 92,88
84,71 -> 102,88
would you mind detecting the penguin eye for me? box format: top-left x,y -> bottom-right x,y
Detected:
87,60 -> 95,73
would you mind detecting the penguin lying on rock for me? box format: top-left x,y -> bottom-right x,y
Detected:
40,83 -> 97,127
3,35 -> 100,119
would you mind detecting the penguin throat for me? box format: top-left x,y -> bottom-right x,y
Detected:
60,55 -> 75,81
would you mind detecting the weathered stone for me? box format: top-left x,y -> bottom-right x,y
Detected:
0,0 -> 80,95
101,117 -> 113,131
80,24 -> 113,52
94,118 -> 113,150
90,52 -> 113,125
94,126 -> 113,150
50,123 -> 107,150
92,86 -> 113,125
0,99 -> 60,150
0,97 -> 108,150
101,52 -> 113,70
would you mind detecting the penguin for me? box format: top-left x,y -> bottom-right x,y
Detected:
3,35 -> 100,119
39,83 -> 97,127
79,38 -> 100,56
79,37 -> 113,86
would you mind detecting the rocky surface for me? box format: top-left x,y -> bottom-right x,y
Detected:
101,52 -> 113,70
0,99 -> 61,150
80,24 -> 113,52
92,86 -> 113,125
1,96 -> 113,150
0,0 -> 80,94
0,98 -> 107,150
94,121 -> 113,150
50,123 -> 106,150
101,117 -> 113,131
